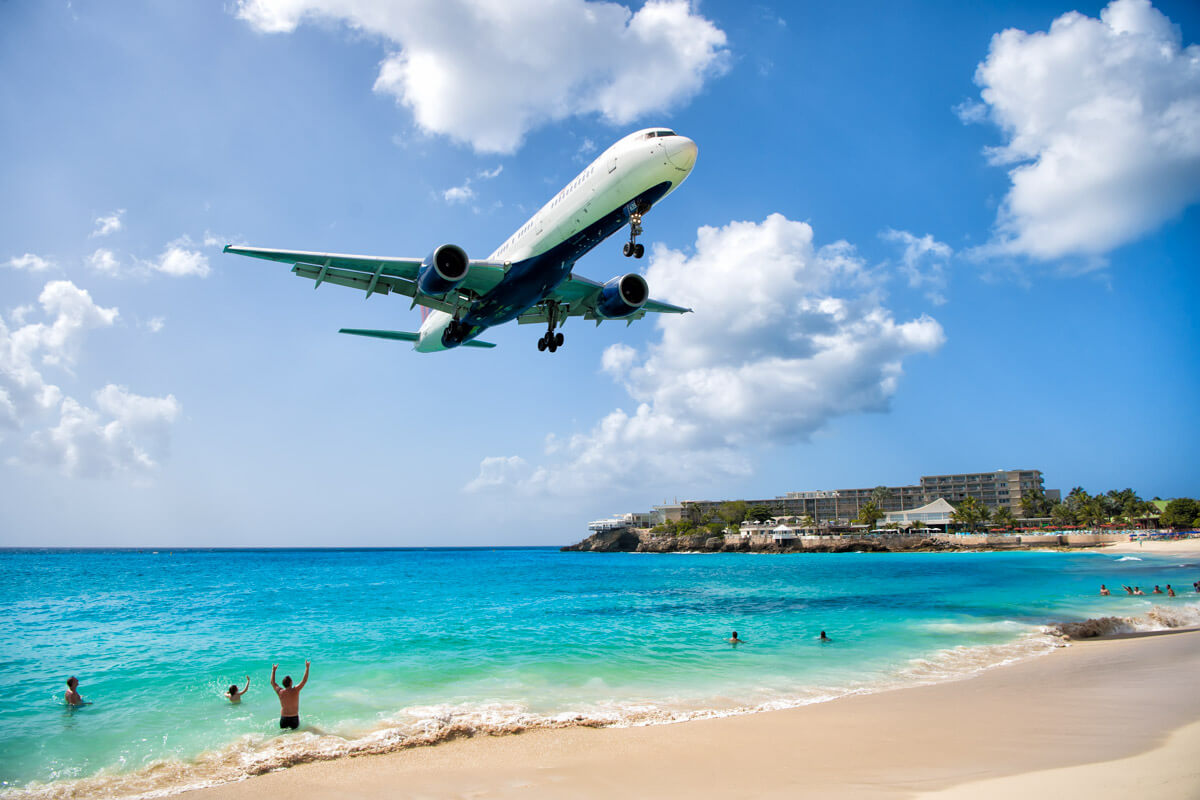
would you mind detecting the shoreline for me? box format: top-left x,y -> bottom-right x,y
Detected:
565,528 -> 1200,556
174,628 -> 1200,800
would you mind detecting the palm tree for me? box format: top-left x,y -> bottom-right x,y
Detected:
870,485 -> 893,509
991,506 -> 1016,530
854,502 -> 885,530
950,496 -> 990,532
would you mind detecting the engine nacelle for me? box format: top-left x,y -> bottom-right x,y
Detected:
595,273 -> 649,319
418,244 -> 470,296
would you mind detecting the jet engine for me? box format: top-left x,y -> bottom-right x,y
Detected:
418,244 -> 470,296
595,273 -> 649,319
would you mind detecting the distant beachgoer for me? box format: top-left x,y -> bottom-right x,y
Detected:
1133,587 -> 1145,595
65,676 -> 89,706
1152,585 -> 1163,594
271,661 -> 309,730
225,675 -> 250,704
1122,585 -> 1134,595
819,631 -> 831,642
1167,585 -> 1175,597
728,632 -> 743,646
1100,585 -> 1110,596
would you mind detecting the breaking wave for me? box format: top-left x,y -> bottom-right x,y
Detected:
1050,601 -> 1200,639
1115,556 -> 1143,561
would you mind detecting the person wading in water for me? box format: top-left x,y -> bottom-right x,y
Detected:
271,661 -> 309,730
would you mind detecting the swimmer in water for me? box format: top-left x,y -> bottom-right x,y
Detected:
1153,585 -> 1163,594
65,676 -> 90,706
1167,585 -> 1175,597
1100,585 -> 1110,596
225,675 -> 250,703
819,631 -> 831,642
728,631 -> 744,646
1133,587 -> 1145,595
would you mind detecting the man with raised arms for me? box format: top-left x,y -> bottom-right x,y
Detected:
271,661 -> 309,730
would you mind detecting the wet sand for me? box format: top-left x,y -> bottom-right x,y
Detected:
182,628 -> 1200,800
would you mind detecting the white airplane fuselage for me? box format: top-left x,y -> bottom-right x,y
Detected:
414,129 -> 697,351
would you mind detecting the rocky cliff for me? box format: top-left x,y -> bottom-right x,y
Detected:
561,528 -> 962,554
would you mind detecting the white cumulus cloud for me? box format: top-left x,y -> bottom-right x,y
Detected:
966,0 -> 1200,262
882,229 -> 953,305
467,214 -> 945,495
0,281 -> 118,432
91,210 -> 125,238
1,282 -> 181,479
148,238 -> 211,278
236,0 -> 729,153
23,385 -> 181,478
5,254 -> 55,272
442,182 -> 476,204
88,248 -> 121,276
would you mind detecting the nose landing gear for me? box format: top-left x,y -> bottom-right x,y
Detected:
622,203 -> 649,259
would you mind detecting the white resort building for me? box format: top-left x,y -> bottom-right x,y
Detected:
882,498 -> 956,528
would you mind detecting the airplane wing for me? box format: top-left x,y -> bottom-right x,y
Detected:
517,273 -> 691,325
223,245 -> 507,314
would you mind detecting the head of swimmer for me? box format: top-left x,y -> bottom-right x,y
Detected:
282,675 -> 293,688
228,684 -> 239,695
67,676 -> 78,690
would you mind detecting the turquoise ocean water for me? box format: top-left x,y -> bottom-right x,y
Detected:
2,547 -> 1198,798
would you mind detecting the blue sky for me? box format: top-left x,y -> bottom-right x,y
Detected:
1,0 -> 1197,546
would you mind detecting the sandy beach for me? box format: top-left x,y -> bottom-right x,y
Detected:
1096,536 -> 1200,556
180,626 -> 1200,800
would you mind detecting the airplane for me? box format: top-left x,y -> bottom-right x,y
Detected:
223,128 -> 698,353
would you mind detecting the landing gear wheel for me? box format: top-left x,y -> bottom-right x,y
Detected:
633,243 -> 645,259
548,339 -> 558,353
622,242 -> 633,257
537,336 -> 547,352
555,332 -> 564,347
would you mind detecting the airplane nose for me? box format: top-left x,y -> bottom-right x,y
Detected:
665,137 -> 698,171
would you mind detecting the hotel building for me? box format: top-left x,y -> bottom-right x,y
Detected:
651,469 -> 1058,526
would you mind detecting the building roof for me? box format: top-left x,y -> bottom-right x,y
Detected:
883,497 -> 957,524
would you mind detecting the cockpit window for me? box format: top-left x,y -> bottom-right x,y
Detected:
642,129 -> 676,139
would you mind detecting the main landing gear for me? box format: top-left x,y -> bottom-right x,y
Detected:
537,301 -> 565,353
622,203 -> 650,259
537,330 -> 564,353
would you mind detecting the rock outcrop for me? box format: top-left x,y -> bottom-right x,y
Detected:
562,529 -> 968,554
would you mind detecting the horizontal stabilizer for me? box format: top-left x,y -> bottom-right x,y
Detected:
339,328 -> 419,342
338,328 -> 497,349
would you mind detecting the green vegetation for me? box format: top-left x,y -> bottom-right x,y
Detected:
853,501 -> 884,529
1161,497 -> 1200,529
745,504 -> 774,523
1019,486 -> 1052,518
950,496 -> 989,531
717,500 -> 748,526
990,506 -> 1016,529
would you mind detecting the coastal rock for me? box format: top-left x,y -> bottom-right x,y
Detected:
560,529 -> 642,552
563,529 -> 979,554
